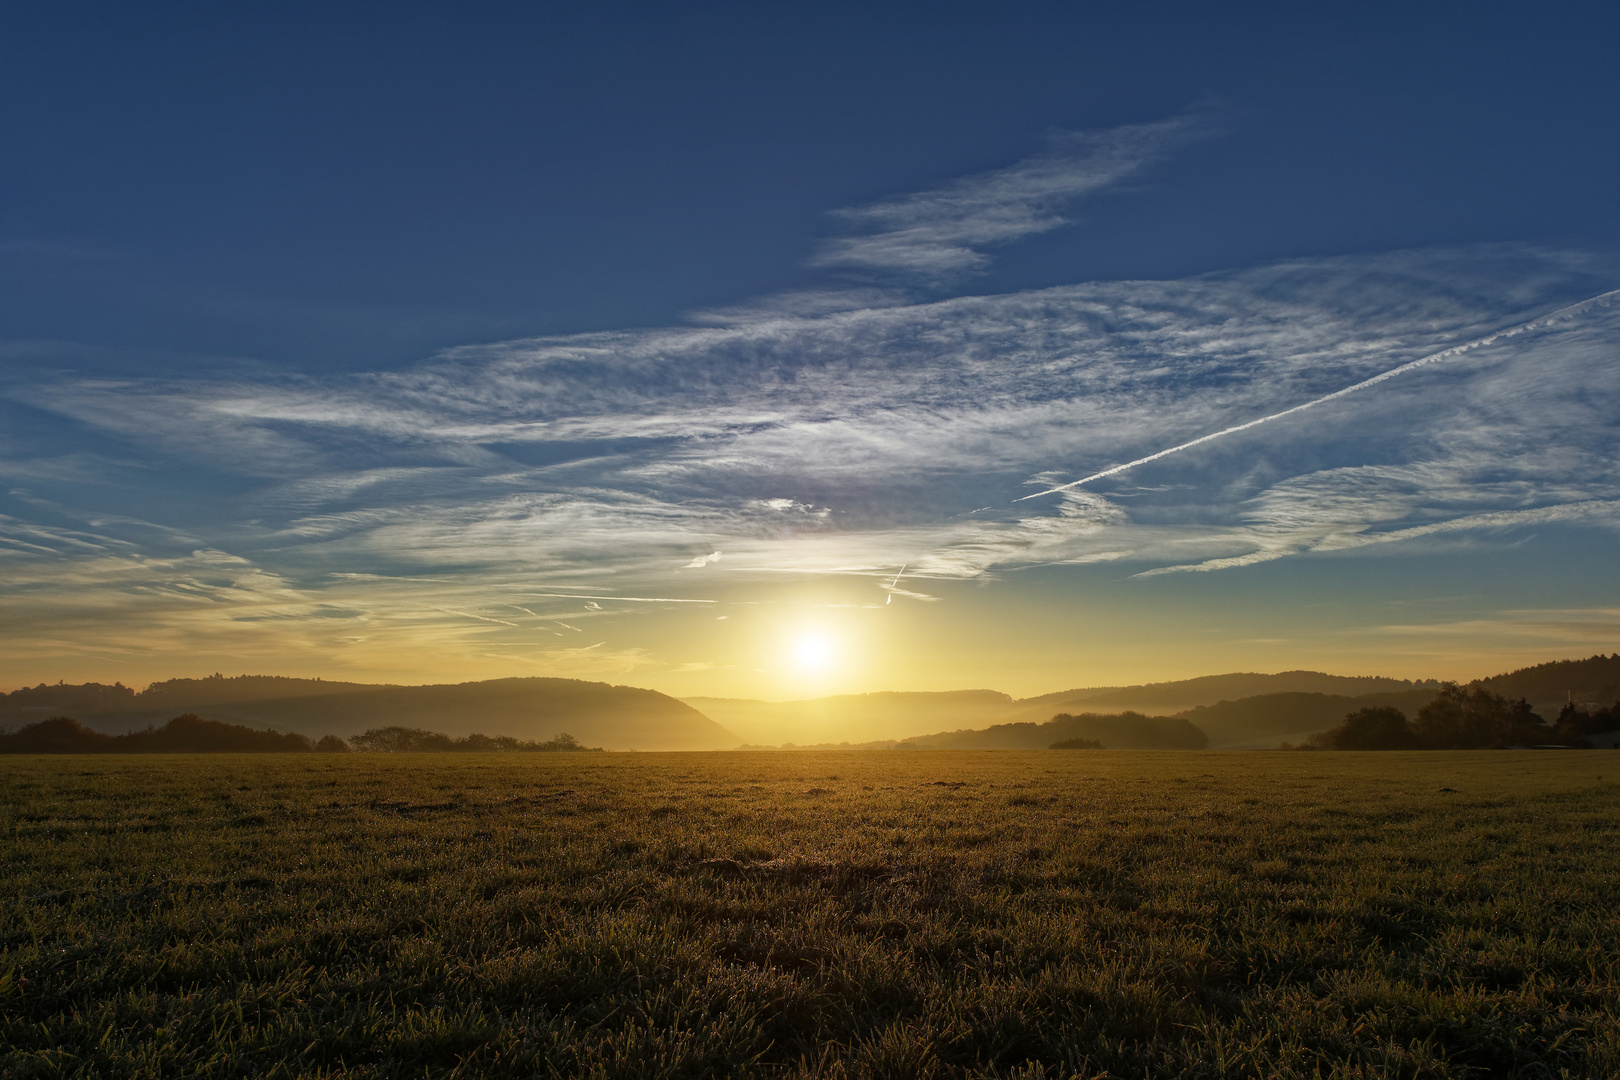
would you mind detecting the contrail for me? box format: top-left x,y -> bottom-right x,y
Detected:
884,562 -> 908,604
525,592 -> 717,604
439,608 -> 521,627
1016,287 -> 1620,502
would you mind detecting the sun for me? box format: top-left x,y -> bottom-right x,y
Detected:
791,633 -> 836,674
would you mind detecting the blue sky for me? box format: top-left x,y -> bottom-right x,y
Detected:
3,2 -> 1618,695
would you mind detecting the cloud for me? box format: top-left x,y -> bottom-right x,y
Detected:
10,246 -> 1617,614
1368,607 -> 1620,641
810,114 -> 1211,281
3,104 -> 1617,684
1019,287 -> 1620,502
1135,499 -> 1620,578
0,537 -> 687,684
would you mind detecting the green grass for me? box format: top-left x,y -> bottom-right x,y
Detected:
2,751 -> 1617,1078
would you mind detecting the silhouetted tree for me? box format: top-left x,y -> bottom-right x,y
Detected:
1553,700 -> 1620,745
315,734 -> 351,752
1312,705 -> 1419,749
120,714 -> 314,752
0,717 -> 116,753
456,732 -> 521,752
1,714 -> 313,753
1412,684 -> 1546,748
350,726 -> 456,752
347,727 -> 601,752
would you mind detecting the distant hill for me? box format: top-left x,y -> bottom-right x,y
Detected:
0,681 -> 139,720
1,676 -> 735,751
0,675 -> 371,724
8,655 -> 1615,753
1009,670 -> 1422,721
1151,664 -> 1620,751
898,712 -> 1207,751
693,672 -> 1424,746
1173,689 -> 1442,749
1476,655 -> 1620,718
0,714 -> 316,754
878,690 -> 1445,752
684,690 -> 1014,746
140,675 -> 376,708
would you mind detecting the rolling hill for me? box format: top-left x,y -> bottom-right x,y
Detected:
685,690 -> 1015,746
7,655 -> 1614,752
897,712 -> 1208,751
1172,689 -> 1441,749
687,671 -> 1428,746
0,676 -> 735,751
1476,654 -> 1620,718
1006,670 -> 1425,722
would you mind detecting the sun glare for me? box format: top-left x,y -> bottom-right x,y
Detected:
792,633 -> 835,673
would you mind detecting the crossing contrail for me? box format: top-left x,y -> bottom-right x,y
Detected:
1016,287 -> 1620,502
885,562 -> 908,604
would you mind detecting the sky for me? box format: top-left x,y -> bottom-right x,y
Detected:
3,2 -> 1619,698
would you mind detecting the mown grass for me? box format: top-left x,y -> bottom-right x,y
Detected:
2,751 -> 1617,1078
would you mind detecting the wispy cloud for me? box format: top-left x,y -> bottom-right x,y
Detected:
810,114 -> 1211,282
1369,607 -> 1620,641
1019,287 -> 1620,502
2,112 -> 1617,680
9,247 -> 1616,612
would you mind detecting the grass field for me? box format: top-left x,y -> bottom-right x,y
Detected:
2,751 -> 1617,1078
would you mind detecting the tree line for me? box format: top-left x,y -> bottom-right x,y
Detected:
0,716 -> 600,753
346,726 -> 602,752
1306,684 -> 1617,750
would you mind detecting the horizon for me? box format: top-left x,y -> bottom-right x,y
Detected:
3,5 -> 1617,700
2,653 -> 1582,704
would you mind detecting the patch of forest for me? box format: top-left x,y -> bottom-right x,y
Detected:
0,716 -> 599,754
1304,685 -> 1618,750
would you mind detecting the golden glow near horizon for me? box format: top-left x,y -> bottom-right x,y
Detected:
7,562 -> 1618,703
